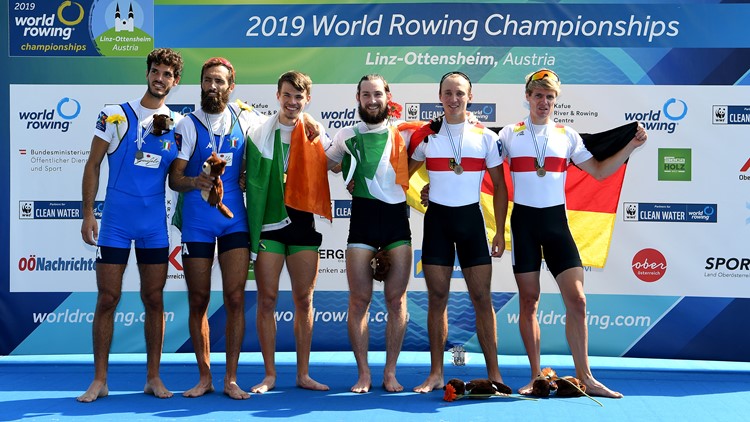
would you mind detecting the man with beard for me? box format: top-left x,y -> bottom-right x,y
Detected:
246,71 -> 332,394
326,74 -> 420,393
169,57 -> 264,400
79,48 -> 183,402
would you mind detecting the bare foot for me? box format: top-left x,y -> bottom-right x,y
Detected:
250,376 -> 276,394
413,373 -> 443,393
351,374 -> 372,393
144,377 -> 173,398
224,381 -> 251,400
297,374 -> 329,391
77,380 -> 108,403
183,379 -> 215,398
382,373 -> 403,392
582,378 -> 623,398
518,379 -> 535,395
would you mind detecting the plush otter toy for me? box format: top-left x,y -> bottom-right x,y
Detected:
370,249 -> 391,282
531,367 -> 586,397
151,114 -> 174,135
555,376 -> 586,397
201,152 -> 233,219
445,378 -> 512,396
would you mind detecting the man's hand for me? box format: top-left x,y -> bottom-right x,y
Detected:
491,233 -> 505,257
633,123 -> 648,147
420,183 -> 430,207
81,215 -> 98,246
193,172 -> 214,191
239,171 -> 246,192
303,113 -> 321,139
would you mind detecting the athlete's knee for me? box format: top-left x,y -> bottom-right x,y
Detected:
140,289 -> 164,311
96,290 -> 122,312
518,293 -> 540,314
384,293 -> 407,315
565,293 -> 587,316
187,290 -> 211,312
223,289 -> 245,311
427,290 -> 449,310
256,290 -> 279,313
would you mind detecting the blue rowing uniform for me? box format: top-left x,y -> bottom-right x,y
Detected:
179,107 -> 248,243
98,102 -> 179,249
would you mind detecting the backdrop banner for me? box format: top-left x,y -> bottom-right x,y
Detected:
2,1 -> 749,362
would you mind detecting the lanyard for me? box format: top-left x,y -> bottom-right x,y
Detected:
527,117 -> 548,174
135,111 -> 153,157
446,122 -> 464,174
206,111 -> 228,154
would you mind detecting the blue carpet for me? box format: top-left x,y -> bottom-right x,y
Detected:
1,352 -> 750,421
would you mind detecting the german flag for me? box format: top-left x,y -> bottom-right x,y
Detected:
407,121 -> 637,268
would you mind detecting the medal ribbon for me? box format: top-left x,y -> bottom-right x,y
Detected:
206,110 -> 228,154
445,122 -> 464,169
527,117 -> 548,170
135,111 -> 154,154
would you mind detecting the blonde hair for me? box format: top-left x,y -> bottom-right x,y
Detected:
525,68 -> 561,96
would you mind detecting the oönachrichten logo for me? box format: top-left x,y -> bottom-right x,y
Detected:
632,248 -> 667,282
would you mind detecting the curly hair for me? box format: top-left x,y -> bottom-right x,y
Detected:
146,48 -> 183,79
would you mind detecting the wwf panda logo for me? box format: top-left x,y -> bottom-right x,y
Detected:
625,203 -> 637,220
406,104 -> 419,120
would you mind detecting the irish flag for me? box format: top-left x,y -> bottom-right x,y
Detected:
245,114 -> 331,258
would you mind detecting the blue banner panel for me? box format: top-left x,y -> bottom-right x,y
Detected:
155,3 -> 750,49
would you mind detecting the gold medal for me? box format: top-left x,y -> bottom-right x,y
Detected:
283,172 -> 287,183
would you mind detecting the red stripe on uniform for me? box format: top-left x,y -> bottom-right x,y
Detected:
509,156 -> 568,173
425,157 -> 487,172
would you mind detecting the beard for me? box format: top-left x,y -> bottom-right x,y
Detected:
147,82 -> 170,100
358,103 -> 389,125
201,89 -> 230,114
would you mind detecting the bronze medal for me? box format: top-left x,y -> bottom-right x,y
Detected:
449,158 -> 463,175
536,166 -> 546,177
136,150 -> 144,159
